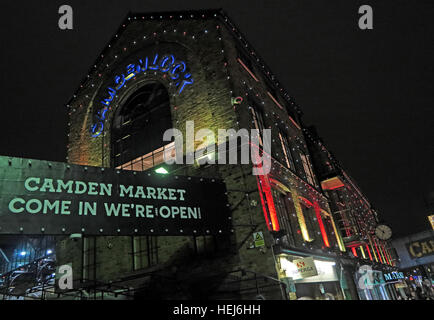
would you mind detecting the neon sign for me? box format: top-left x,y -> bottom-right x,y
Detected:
384,272 -> 405,282
91,53 -> 194,137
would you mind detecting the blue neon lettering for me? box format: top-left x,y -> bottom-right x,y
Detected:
97,108 -> 108,120
178,78 -> 194,94
91,122 -> 104,137
100,87 -> 116,107
115,74 -> 126,90
141,57 -> 149,72
125,64 -> 136,80
149,54 -> 159,70
160,55 -> 175,72
169,61 -> 186,80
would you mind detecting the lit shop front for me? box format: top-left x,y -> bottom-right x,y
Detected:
383,271 -> 407,299
277,254 -> 345,300
354,268 -> 394,300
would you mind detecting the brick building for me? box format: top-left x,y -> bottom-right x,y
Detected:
54,9 -> 395,300
304,126 -> 399,299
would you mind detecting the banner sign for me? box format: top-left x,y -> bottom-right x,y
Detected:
0,156 -> 231,236
405,236 -> 434,259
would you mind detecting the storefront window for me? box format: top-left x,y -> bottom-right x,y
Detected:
353,269 -> 392,300
274,193 -> 304,247
278,254 -> 344,300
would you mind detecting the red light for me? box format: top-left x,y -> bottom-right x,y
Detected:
313,201 -> 330,247
258,174 -> 280,231
351,247 -> 358,257
237,58 -> 259,82
256,176 -> 271,230
366,245 -> 373,261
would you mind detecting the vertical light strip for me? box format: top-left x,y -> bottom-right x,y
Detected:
386,246 -> 394,266
366,245 -> 373,261
256,175 -> 272,230
313,202 -> 330,247
351,247 -> 358,257
373,238 -> 384,264
259,174 -> 280,231
252,143 -> 279,231
368,236 -> 379,262
360,246 -> 367,259
328,213 -> 346,252
290,187 -> 311,242
381,243 -> 391,265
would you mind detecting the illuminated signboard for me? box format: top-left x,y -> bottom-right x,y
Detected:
406,236 -> 434,259
280,257 -> 338,283
0,156 -> 230,236
429,215 -> 434,230
293,257 -> 318,278
383,272 -> 405,282
91,53 -> 194,137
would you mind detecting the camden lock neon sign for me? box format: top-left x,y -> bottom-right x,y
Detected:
91,53 -> 194,137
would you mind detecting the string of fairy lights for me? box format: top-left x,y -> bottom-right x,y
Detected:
63,10 -> 393,265
235,77 -> 345,253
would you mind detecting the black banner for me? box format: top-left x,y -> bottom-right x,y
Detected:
0,156 -> 231,236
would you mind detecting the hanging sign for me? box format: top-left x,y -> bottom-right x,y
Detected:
293,257 -> 318,278
0,156 -> 231,236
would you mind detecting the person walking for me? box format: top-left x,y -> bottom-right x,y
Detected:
415,287 -> 425,300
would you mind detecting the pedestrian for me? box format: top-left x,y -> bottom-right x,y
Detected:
415,287 -> 425,300
426,286 -> 434,300
408,287 -> 416,300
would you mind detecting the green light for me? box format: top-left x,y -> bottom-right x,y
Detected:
155,167 -> 169,174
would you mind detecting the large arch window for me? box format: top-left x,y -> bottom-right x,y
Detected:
111,82 -> 175,170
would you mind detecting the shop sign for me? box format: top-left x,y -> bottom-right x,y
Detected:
253,231 -> 265,248
0,156 -> 231,236
405,236 -> 434,259
356,266 -> 385,289
293,257 -> 318,278
384,272 -> 405,282
395,282 -> 407,289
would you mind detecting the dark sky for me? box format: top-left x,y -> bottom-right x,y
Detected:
0,0 -> 432,238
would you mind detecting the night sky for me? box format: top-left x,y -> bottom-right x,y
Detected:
0,1 -> 432,238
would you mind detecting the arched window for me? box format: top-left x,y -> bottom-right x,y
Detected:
111,82 -> 174,170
